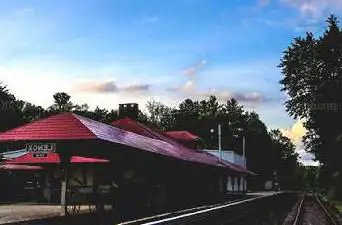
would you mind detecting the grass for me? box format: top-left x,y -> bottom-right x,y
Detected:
332,201 -> 342,213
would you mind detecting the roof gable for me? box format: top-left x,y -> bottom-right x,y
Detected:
0,113 -> 96,141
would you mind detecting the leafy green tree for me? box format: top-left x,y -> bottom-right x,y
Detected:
74,103 -> 90,112
93,107 -> 109,122
279,15 -> 342,198
146,100 -> 175,130
0,84 -> 23,132
269,129 -> 299,189
243,112 -> 274,188
144,96 -> 293,190
48,92 -> 74,113
16,101 -> 47,123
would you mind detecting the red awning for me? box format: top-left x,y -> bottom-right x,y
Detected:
0,164 -> 43,170
5,153 -> 109,164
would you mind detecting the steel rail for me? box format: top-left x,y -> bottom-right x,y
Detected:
292,193 -> 339,225
313,194 -> 339,225
137,193 -> 278,225
292,194 -> 305,225
119,198 -> 246,225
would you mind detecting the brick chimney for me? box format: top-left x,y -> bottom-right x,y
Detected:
119,103 -> 139,119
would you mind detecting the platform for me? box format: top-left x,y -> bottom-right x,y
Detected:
0,204 -> 111,224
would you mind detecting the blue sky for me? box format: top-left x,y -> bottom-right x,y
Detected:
0,0 -> 341,165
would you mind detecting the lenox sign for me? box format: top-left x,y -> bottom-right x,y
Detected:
25,143 -> 56,158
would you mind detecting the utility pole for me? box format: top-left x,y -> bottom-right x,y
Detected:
242,135 -> 246,168
218,123 -> 222,161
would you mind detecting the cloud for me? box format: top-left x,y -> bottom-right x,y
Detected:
243,15 -> 323,33
123,84 -> 150,92
279,120 -> 319,166
280,119 -> 306,144
281,0 -> 342,18
166,59 -> 211,97
75,81 -> 150,93
167,59 -> 276,105
183,60 -> 207,76
248,0 -> 339,32
166,85 -> 270,104
202,90 -> 268,103
297,149 -> 319,166
77,81 -> 118,92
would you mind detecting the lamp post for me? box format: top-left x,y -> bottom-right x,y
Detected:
210,124 -> 223,195
210,123 -> 222,161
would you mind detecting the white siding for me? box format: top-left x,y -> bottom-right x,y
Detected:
239,177 -> 244,192
234,177 -> 238,192
227,176 -> 233,192
202,149 -> 245,167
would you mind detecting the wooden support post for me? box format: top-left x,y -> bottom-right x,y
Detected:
59,152 -> 71,216
60,168 -> 69,216
44,172 -> 51,202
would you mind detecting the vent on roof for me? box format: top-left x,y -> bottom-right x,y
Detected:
119,103 -> 139,119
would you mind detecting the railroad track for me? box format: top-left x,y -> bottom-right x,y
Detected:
293,194 -> 339,225
119,192 -> 286,225
118,198 -> 247,225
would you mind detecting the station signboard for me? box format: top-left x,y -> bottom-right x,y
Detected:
25,143 -> 56,158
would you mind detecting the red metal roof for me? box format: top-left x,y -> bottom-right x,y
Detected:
112,118 -> 182,146
112,118 -> 157,139
5,153 -> 109,164
0,112 -> 96,141
166,131 -> 200,141
111,118 -> 254,174
0,164 -> 43,170
0,113 -> 252,174
85,116 -> 256,174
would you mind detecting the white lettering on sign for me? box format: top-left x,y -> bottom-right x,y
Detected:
26,143 -> 56,153
32,153 -> 48,158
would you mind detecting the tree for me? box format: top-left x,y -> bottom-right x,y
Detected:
244,112 -> 274,182
74,103 -> 90,112
0,84 -> 23,132
146,100 -> 175,130
269,129 -> 299,189
16,101 -> 47,123
48,92 -> 74,113
279,15 -> 342,198
144,96 -> 290,190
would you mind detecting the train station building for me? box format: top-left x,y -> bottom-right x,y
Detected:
0,111 -> 254,219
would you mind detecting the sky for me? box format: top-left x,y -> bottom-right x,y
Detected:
0,0 -> 341,166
